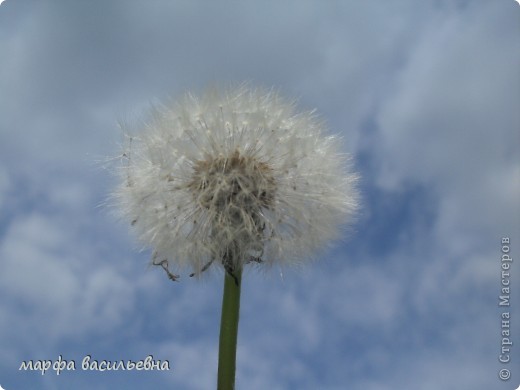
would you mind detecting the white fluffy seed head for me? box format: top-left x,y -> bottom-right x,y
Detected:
114,85 -> 359,277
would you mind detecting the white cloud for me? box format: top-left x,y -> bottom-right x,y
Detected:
0,212 -> 135,360
376,2 -> 518,187
374,1 -> 520,251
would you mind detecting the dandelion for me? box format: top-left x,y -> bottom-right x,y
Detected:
114,85 -> 358,389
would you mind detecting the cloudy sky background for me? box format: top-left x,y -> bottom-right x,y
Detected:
1,1 -> 519,389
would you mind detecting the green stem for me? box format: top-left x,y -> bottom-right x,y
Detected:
217,267 -> 242,390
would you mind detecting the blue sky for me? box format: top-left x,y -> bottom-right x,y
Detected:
1,1 -> 519,389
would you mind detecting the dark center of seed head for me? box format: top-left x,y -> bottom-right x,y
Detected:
189,150 -> 275,213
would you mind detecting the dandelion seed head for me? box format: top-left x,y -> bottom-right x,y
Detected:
114,85 -> 359,277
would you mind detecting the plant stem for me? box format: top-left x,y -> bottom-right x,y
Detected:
217,267 -> 242,390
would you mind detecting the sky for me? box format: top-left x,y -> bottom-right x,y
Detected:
0,1 -> 519,389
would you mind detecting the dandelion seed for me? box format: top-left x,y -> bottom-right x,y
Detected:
114,85 -> 358,278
